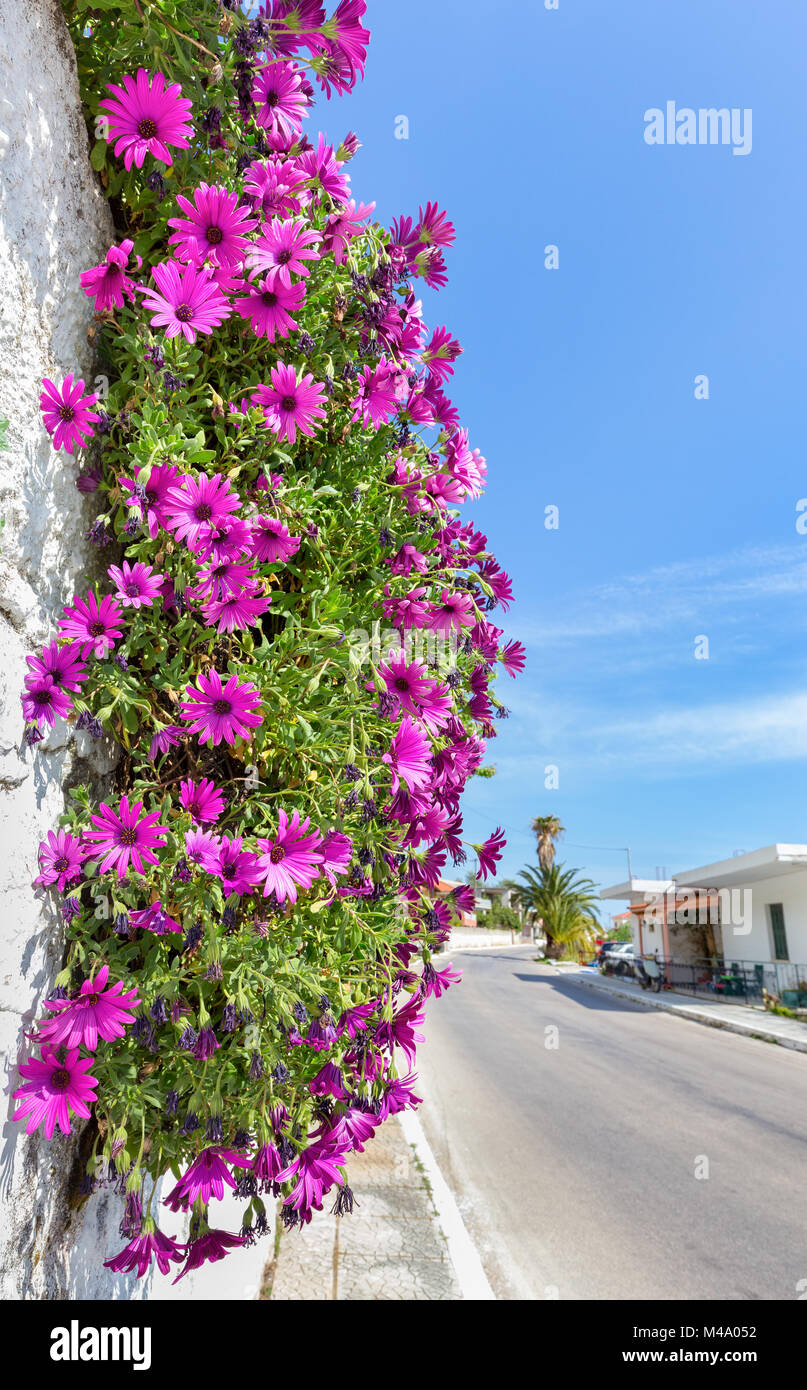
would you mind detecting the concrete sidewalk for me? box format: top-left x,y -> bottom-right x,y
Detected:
265,1114 -> 462,1301
557,965 -> 807,1053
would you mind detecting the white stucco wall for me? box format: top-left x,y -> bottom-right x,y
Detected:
721,869 -> 807,969
0,0 -> 272,1300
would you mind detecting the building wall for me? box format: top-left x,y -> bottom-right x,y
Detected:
721,869 -> 807,967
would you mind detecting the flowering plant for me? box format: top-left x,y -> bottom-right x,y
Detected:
16,0 -> 524,1282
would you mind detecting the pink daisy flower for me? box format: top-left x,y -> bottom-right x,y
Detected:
139,261 -> 232,342
319,830 -> 352,887
167,183 -> 258,269
376,998 -> 425,1069
382,586 -> 431,631
476,827 -> 506,880
164,473 -> 241,549
84,795 -> 168,880
260,0 -> 327,52
296,133 -> 351,202
21,674 -> 74,728
501,639 -> 526,678
242,158 -> 306,219
249,515 -> 301,563
191,560 -> 255,608
311,42 -> 358,101
107,560 -> 162,609
382,717 -> 432,795
104,1221 -> 185,1280
80,238 -> 140,312
214,834 -> 262,896
252,362 -> 327,444
422,326 -> 463,385
386,542 -> 428,578
428,587 -> 476,634
414,245 -> 448,290
350,357 -> 402,430
12,1046 -> 98,1139
58,591 -> 123,658
193,516 -> 252,566
163,1146 -> 248,1213
422,958 -> 464,1001
253,60 -> 310,137
98,68 -> 193,170
478,558 -> 512,609
38,964 -> 139,1051
179,777 -> 226,823
377,650 -> 451,731
180,669 -> 263,747
285,1134 -> 349,1213
184,827 -> 221,872
40,375 -> 99,454
247,216 -> 321,287
416,200 -> 456,249
201,586 -> 271,634
330,0 -> 371,75
34,829 -> 88,892
256,809 -> 323,904
128,901 -> 181,935
148,725 -> 185,760
119,460 -> 181,540
25,640 -> 87,693
322,198 -> 375,264
234,276 -> 305,341
172,1228 -> 246,1283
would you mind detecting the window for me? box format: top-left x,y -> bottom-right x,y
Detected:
768,903 -> 789,961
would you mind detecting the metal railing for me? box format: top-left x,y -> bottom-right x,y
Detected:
619,955 -> 807,1006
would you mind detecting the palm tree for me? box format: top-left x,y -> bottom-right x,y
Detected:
514,861 -> 600,960
530,815 -> 565,869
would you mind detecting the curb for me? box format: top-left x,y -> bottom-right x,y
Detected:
558,971 -> 807,1055
398,1111 -> 495,1301
441,941 -> 532,955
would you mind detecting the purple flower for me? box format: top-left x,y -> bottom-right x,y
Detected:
193,1027 -> 220,1061
285,1135 -> 350,1215
308,1061 -> 348,1101
163,1146 -> 249,1212
104,1220 -> 185,1279
148,725 -> 185,761
172,1227 -> 246,1283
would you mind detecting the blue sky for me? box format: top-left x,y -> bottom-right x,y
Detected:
322,0 -> 807,906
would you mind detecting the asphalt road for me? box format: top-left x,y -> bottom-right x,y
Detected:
416,947 -> 807,1301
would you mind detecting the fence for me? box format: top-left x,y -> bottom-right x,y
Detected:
628,956 -> 807,1007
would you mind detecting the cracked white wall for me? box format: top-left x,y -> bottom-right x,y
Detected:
0,0 -> 273,1300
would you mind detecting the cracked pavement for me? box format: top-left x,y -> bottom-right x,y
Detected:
267,1114 -> 461,1301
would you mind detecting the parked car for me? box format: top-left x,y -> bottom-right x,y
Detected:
600,942 -> 636,977
597,941 -> 634,964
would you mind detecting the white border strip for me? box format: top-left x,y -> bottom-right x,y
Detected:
398,1110 -> 495,1300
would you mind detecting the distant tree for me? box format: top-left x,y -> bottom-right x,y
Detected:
530,815 -> 565,869
477,905 -> 521,931
515,861 -> 600,959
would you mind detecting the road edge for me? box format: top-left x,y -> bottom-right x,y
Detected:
562,971 -> 807,1054
398,1110 -> 496,1301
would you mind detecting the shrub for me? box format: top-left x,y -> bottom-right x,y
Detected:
14,0 -> 523,1282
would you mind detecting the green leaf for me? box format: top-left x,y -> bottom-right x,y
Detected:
90,139 -> 108,171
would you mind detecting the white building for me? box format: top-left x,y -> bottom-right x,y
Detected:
601,846 -> 807,1000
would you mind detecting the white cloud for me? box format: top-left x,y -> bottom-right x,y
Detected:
518,544 -> 807,645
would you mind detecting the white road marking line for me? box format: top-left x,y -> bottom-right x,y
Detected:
398,1110 -> 496,1301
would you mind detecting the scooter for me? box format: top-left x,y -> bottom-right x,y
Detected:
635,956 -> 664,992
